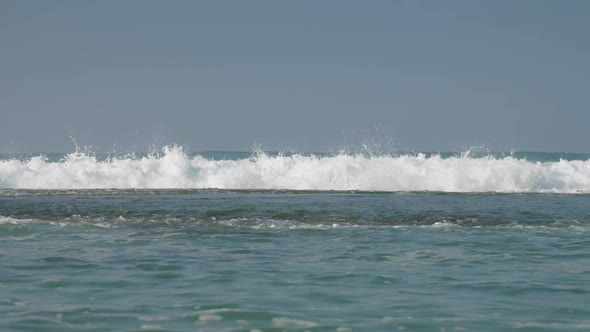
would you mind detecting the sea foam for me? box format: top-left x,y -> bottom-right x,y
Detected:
1,146 -> 589,192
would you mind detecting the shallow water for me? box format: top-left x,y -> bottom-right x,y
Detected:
1,190 -> 590,331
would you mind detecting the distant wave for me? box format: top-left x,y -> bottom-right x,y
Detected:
1,146 -> 590,192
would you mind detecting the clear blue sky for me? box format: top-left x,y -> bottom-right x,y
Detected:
1,1 -> 589,153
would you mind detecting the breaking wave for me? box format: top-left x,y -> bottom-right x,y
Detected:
1,146 -> 590,192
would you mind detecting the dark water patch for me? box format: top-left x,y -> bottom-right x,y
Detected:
2,190 -> 590,228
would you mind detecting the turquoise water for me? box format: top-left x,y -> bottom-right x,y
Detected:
1,151 -> 590,331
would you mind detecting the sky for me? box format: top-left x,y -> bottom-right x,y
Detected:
1,1 -> 589,153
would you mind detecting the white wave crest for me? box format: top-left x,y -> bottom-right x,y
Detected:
1,146 -> 590,192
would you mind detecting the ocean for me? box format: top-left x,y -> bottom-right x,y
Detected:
1,148 -> 590,331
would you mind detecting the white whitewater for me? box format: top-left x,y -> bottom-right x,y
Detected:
1,146 -> 589,192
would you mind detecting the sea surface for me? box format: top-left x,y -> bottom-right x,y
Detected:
1,149 -> 590,331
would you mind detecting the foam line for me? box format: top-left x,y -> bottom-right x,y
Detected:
1,146 -> 589,192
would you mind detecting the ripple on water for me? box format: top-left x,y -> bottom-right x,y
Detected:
271,317 -> 319,328
197,314 -> 223,322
